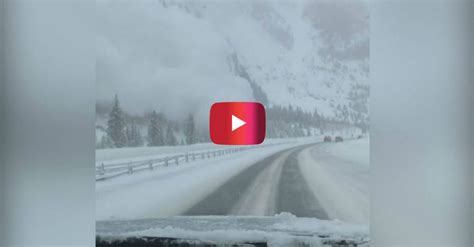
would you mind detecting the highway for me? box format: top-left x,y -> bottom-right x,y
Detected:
185,143 -> 330,219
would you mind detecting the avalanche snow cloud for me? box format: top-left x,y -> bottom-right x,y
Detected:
96,0 -> 369,125
96,0 -> 254,124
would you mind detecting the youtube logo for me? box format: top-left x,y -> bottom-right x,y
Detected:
210,102 -> 266,145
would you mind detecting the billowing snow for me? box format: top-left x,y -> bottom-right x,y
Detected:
96,0 -> 369,124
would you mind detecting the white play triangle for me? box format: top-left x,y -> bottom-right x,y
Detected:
231,115 -> 246,132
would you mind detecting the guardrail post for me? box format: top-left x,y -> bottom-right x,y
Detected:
207,151 -> 210,158
128,162 -> 133,174
100,163 -> 105,175
149,160 -> 153,170
192,153 -> 196,161
165,157 -> 169,166
213,151 -> 216,157
185,153 -> 189,163
201,153 -> 205,159
175,156 -> 179,165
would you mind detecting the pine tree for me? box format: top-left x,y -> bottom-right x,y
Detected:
107,95 -> 127,148
147,111 -> 164,146
134,124 -> 144,146
97,134 -> 114,149
126,125 -> 132,146
165,126 -> 177,146
313,108 -> 321,127
127,123 -> 143,147
184,113 -> 196,145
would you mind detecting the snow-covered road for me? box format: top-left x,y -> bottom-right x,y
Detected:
96,138 -> 369,225
186,144 -> 329,219
96,142 -> 302,220
186,139 -> 369,224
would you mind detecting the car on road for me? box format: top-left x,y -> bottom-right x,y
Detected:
323,136 -> 332,142
335,136 -> 344,142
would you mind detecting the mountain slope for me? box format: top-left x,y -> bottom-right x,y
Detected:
97,0 -> 369,127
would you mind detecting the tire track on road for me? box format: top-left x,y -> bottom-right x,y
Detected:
277,146 -> 329,219
184,146 -> 297,216
229,148 -> 292,216
184,143 -> 329,219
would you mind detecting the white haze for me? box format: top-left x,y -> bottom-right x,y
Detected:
96,0 -> 369,127
96,0 -> 254,126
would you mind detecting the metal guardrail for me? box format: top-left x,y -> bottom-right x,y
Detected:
96,143 -> 292,181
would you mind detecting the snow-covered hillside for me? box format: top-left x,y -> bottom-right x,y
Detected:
97,0 -> 369,126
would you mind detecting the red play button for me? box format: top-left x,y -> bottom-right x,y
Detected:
209,102 -> 266,145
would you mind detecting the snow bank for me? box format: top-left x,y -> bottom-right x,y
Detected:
95,137 -> 319,165
298,139 -> 369,224
96,142 -> 224,165
321,137 -> 369,166
97,214 -> 368,247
